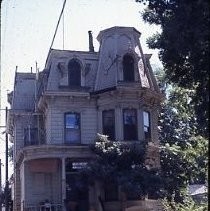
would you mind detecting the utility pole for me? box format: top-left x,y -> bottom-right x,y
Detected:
0,159 -> 2,211
5,107 -> 9,211
0,107 -> 10,211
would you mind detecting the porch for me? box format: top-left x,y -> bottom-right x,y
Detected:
20,157 -> 92,211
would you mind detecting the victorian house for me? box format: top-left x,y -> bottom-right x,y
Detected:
8,26 -> 163,211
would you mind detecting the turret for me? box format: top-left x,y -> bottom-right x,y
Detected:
95,26 -> 160,93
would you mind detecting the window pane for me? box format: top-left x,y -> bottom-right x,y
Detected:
65,114 -> 80,129
123,109 -> 137,140
68,60 -> 81,86
124,109 -> 136,125
65,113 -> 80,143
24,128 -> 38,145
144,126 -> 149,132
123,55 -> 135,81
143,111 -> 151,140
143,111 -> 150,127
103,110 -> 114,126
103,110 -> 115,140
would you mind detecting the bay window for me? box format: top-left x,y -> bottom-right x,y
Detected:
143,111 -> 151,140
102,110 -> 115,140
123,109 -> 137,140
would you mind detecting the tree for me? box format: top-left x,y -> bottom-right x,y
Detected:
156,70 -> 208,203
8,145 -> 13,162
0,186 -> 13,209
136,0 -> 210,137
162,195 -> 208,211
81,134 -> 162,200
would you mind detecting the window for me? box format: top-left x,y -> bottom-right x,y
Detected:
123,54 -> 135,81
24,127 -> 38,146
65,113 -> 80,143
68,60 -> 81,86
102,110 -> 115,140
123,109 -> 137,140
143,111 -> 151,140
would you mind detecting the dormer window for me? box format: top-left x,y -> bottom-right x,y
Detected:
123,54 -> 135,81
68,60 -> 81,86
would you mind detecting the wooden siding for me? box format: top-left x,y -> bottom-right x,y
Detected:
44,97 -> 97,145
14,121 -> 24,156
12,73 -> 36,111
10,27 -> 163,211
20,145 -> 93,162
24,159 -> 62,206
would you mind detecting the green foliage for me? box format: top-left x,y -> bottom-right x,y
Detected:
156,71 -> 208,202
0,187 -> 13,208
162,195 -> 208,211
160,136 -> 208,202
136,0 -> 209,137
8,145 -> 13,162
81,134 -> 162,198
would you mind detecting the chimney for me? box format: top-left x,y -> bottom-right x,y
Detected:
88,31 -> 94,52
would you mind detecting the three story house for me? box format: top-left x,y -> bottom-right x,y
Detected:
8,26 -> 163,211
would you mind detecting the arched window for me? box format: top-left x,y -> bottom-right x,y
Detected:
68,60 -> 81,86
123,54 -> 135,81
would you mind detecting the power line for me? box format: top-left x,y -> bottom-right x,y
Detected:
62,5 -> 65,50
49,0 -> 67,49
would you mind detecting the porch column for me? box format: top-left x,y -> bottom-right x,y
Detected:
61,157 -> 66,211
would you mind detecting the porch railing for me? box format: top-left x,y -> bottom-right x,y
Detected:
24,203 -> 62,211
24,127 -> 46,146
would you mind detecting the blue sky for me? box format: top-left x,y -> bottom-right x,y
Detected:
0,0 -> 161,186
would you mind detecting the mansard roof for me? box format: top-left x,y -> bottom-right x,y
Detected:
97,26 -> 141,42
10,26 -> 163,110
45,48 -> 98,69
11,72 -> 36,111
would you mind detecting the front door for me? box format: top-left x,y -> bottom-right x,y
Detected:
65,160 -> 89,211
